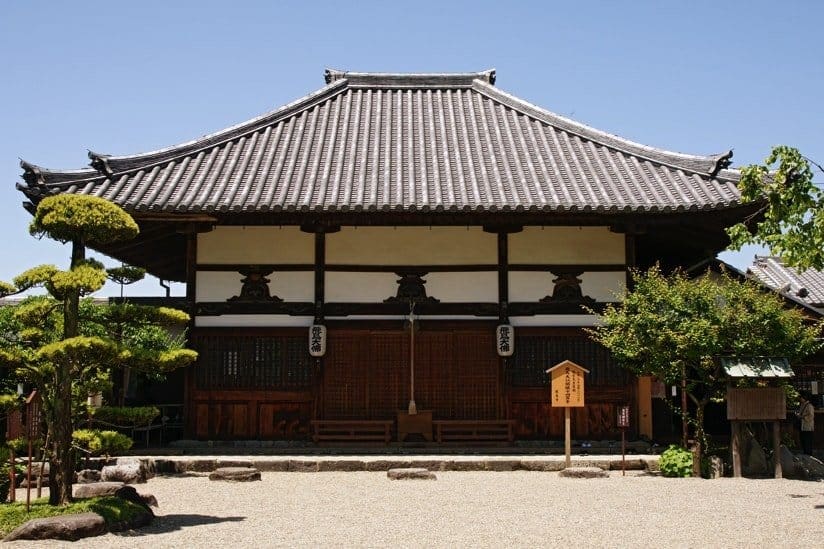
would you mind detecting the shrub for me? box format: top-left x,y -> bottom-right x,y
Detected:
659,444 -> 695,478
0,496 -> 147,536
90,406 -> 159,427
5,437 -> 43,455
72,429 -> 133,457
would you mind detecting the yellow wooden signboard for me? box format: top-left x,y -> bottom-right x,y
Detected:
547,360 -> 589,408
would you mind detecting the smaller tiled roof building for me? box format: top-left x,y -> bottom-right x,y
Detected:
748,256 -> 824,315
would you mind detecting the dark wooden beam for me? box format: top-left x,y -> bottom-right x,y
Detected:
315,231 -> 325,321
498,232 -> 508,322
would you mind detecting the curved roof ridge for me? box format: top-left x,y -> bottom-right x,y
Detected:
21,78 -> 349,185
325,68 -> 496,87
471,79 -> 736,179
98,78 -> 349,174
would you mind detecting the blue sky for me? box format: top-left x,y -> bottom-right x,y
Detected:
1,1 -> 821,296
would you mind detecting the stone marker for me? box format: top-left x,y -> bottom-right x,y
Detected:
209,467 -> 262,481
558,466 -> 608,478
3,512 -> 106,542
387,467 -> 437,480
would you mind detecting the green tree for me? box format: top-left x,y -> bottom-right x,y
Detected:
0,195 -> 197,505
588,267 -> 821,470
727,145 -> 824,270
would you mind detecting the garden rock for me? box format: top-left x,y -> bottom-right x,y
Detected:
558,466 -> 608,478
76,469 -> 102,483
209,467 -> 261,481
101,459 -> 147,484
387,467 -> 437,480
779,445 -> 799,478
796,454 -> 824,480
114,485 -> 156,516
3,512 -> 106,542
73,481 -> 124,498
741,432 -> 768,476
707,456 -> 725,479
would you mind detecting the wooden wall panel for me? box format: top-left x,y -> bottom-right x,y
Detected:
258,401 -> 312,439
507,387 -> 636,440
320,327 -> 500,422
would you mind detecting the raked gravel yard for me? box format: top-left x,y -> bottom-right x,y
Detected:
7,470 -> 824,548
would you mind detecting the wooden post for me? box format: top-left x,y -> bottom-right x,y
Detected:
731,421 -> 742,478
564,407 -> 571,468
773,421 -> 782,479
621,427 -> 626,476
8,449 -> 15,503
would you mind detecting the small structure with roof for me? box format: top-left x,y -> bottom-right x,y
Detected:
723,357 -> 793,478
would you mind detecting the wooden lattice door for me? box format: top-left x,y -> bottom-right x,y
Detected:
321,326 -> 500,421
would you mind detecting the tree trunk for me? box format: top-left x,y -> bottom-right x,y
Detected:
692,402 -> 707,478
49,238 -> 85,505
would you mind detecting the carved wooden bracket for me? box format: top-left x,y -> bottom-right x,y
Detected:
540,271 -> 595,305
228,267 -> 283,303
384,272 -> 440,305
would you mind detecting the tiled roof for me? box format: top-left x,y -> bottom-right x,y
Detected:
18,69 -> 743,215
748,256 -> 824,311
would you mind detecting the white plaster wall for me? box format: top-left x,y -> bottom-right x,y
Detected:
198,226 -> 313,264
325,272 -> 399,302
421,272 -> 497,302
195,315 -> 314,328
325,272 -> 497,303
326,227 -> 495,265
509,272 -> 625,302
509,227 -> 624,264
510,315 -> 600,327
196,271 -> 313,302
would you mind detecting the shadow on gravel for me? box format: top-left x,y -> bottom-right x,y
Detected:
110,514 -> 246,536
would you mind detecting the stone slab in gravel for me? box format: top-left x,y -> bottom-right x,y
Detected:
317,460 -> 365,472
559,466 -> 608,478
74,481 -> 125,498
387,467 -> 437,480
215,459 -> 253,469
3,512 -> 106,542
288,460 -> 319,472
519,460 -> 565,472
209,467 -> 261,481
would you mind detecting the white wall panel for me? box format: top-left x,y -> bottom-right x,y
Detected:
198,226 -> 313,264
325,272 -> 399,302
424,272 -> 497,302
509,227 -> 624,264
196,271 -> 313,302
509,271 -> 625,302
510,315 -> 600,327
326,227 -> 495,265
195,315 -> 314,327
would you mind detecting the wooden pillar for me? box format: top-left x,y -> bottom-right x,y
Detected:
773,421 -> 782,479
184,230 -> 197,439
314,230 -> 326,322
185,231 -> 197,310
636,376 -> 653,439
731,421 -> 742,478
624,232 -> 636,291
497,232 -> 508,322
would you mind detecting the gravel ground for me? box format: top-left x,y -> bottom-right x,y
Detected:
7,471 -> 824,548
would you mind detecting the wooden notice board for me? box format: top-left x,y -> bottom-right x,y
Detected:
547,360 -> 589,408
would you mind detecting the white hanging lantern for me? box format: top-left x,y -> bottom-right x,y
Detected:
496,324 -> 514,357
309,324 -> 327,357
